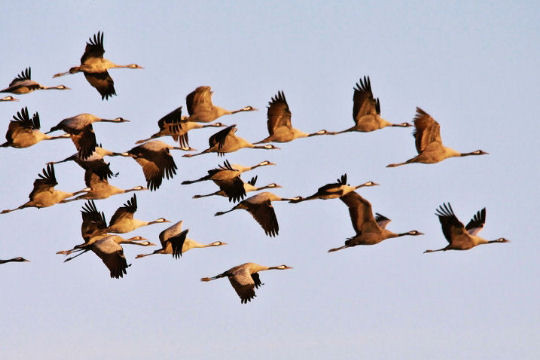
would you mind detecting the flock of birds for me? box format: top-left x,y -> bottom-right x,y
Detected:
1,32 -> 509,304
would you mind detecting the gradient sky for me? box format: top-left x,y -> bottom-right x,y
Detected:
1,1 -> 538,359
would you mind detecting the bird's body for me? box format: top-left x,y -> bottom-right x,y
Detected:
201,262 -> 292,303
127,140 -> 191,191
215,192 -> 299,237
1,164 -> 88,214
0,257 -> 29,264
48,113 -> 128,159
387,107 -> 487,167
183,125 -> 279,157
183,160 -> 275,202
328,191 -> 423,252
185,86 -> 256,123
1,107 -> 70,148
290,174 -> 378,203
1,68 -> 69,94
330,76 -> 411,134
136,220 -> 226,259
53,32 -> 142,100
255,91 -> 329,143
105,194 -> 169,233
424,203 -> 509,253
1,96 -> 18,102
193,175 -> 281,200
135,105 -> 225,147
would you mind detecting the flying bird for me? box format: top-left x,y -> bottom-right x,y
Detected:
329,76 -> 411,134
1,107 -> 70,148
105,194 -> 169,233
1,67 -> 69,94
183,124 -> 279,157
254,91 -> 330,143
135,105 -> 225,147
201,262 -> 292,304
136,220 -> 227,259
290,174 -> 378,203
47,113 -> 129,159
215,192 -> 300,237
185,86 -> 256,123
193,175 -> 281,200
387,107 -> 488,167
424,203 -> 509,253
1,164 -> 88,214
0,257 -> 30,264
126,140 -> 192,191
53,31 -> 142,99
328,191 -> 423,252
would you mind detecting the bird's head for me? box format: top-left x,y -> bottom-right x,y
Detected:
494,237 -> 510,243
266,183 -> 281,189
242,106 -> 257,111
13,257 -> 30,262
210,241 -> 227,247
156,218 -> 170,223
1,96 -> 18,101
408,230 -> 424,236
129,236 -> 147,241
263,144 -> 279,150
272,265 -> 293,270
259,160 -> 276,166
113,117 -> 130,123
127,64 -> 144,69
55,85 -> 71,90
473,150 -> 488,155
211,122 -> 226,127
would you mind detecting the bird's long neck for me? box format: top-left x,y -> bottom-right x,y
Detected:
307,129 -> 328,137
390,122 -> 412,127
328,245 -> 349,252
135,249 -> 163,258
44,134 -> 71,141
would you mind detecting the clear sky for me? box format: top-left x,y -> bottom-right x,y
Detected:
1,1 -> 538,359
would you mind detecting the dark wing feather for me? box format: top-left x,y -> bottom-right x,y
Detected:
208,124 -> 236,150
247,176 -> 257,186
413,107 -> 442,154
81,200 -> 107,241
156,106 -> 189,146
186,86 -> 213,115
70,125 -> 97,159
84,72 -> 116,100
81,32 -> 105,63
215,176 -> 247,202
375,213 -> 392,229
340,191 -> 378,234
245,200 -> 279,237
267,91 -> 292,135
229,268 -> 257,304
9,68 -> 31,86
12,107 -> 34,129
128,145 -> 177,191
352,76 -> 378,123
29,164 -> 57,200
169,229 -> 189,258
251,273 -> 264,289
435,203 -> 466,244
465,208 -> 486,236
109,194 -> 137,226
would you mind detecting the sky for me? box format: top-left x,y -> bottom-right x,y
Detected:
1,1 -> 539,359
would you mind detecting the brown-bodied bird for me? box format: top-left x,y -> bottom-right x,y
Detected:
62,235 -> 154,279
61,166 -> 146,202
53,31 -> 142,100
47,113 -> 129,159
126,140 -> 192,191
1,67 -> 69,94
254,91 -> 329,143
1,164 -> 88,214
136,220 -> 227,259
135,105 -> 225,147
185,86 -> 256,123
193,175 -> 281,200
1,96 -> 18,102
182,160 -> 275,202
328,191 -> 423,252
330,76 -> 411,134
0,257 -> 30,264
201,262 -> 292,304
183,124 -> 279,157
387,107 -> 488,167
1,107 -> 70,148
215,192 -> 300,237
424,203 -> 509,253
290,174 -> 378,203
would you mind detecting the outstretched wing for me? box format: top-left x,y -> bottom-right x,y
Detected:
413,107 -> 442,154
352,76 -> 378,123
435,203 -> 467,244
29,164 -> 57,200
84,72 -> 116,100
186,86 -> 213,115
9,68 -> 31,86
267,91 -> 292,135
340,191 -> 378,234
169,229 -> 189,258
465,207 -> 486,236
245,200 -> 279,237
109,194 -> 138,226
208,124 -> 236,151
229,268 -> 257,304
81,200 -> 108,241
81,31 -> 105,63
375,213 -> 391,229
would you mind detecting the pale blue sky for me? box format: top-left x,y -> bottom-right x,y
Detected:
1,1 -> 538,359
